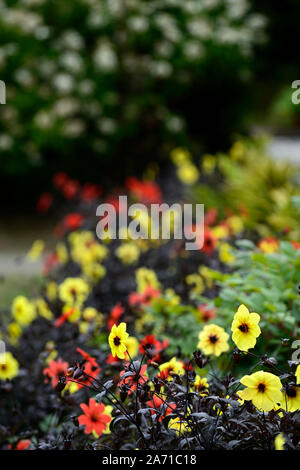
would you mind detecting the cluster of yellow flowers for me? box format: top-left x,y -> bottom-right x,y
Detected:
8,295 -> 54,345
197,304 -> 300,413
171,148 -> 200,185
68,231 -> 108,282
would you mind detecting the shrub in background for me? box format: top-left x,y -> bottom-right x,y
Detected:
0,0 -> 266,205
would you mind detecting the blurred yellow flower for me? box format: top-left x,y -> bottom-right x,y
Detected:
226,215 -> 244,235
82,262 -> 106,282
197,324 -> 229,357
8,322 -> 22,345
27,240 -> 45,261
218,242 -> 235,264
177,163 -> 199,185
46,281 -> 57,302
212,225 -> 230,240
82,307 -> 99,322
35,298 -> 54,321
116,243 -> 140,265
58,277 -> 90,306
12,296 -> 36,326
62,304 -> 81,323
230,141 -> 245,160
201,154 -> 216,174
136,267 -> 160,294
170,147 -> 191,165
56,242 -> 69,263
0,351 -> 19,380
274,433 -> 285,450
186,273 -> 204,295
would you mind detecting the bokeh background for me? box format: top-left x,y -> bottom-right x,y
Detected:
0,0 -> 300,295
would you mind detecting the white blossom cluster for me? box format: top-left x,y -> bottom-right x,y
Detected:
0,0 -> 266,168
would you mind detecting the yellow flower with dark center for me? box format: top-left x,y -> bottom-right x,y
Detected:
197,324 -> 229,357
231,304 -> 261,351
238,371 -> 283,412
280,385 -> 300,412
193,375 -> 209,396
108,323 -> 129,359
12,296 -> 36,326
0,352 -> 19,380
159,357 -> 184,380
274,433 -> 285,450
58,277 -> 90,306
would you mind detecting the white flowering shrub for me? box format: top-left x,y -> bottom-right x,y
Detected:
0,0 -> 265,184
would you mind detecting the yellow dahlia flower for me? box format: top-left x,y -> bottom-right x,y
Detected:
108,323 -> 129,359
197,324 -> 229,357
239,371 -> 282,412
231,304 -> 261,351
0,351 -> 19,380
280,385 -> 300,412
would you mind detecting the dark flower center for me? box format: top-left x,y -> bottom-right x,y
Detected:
209,334 -> 218,344
258,383 -> 266,393
238,323 -> 249,333
113,336 -> 121,346
0,364 -> 7,371
286,387 -> 297,398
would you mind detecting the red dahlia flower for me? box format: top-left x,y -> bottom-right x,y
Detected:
43,358 -> 69,388
78,398 -> 111,435
118,363 -> 147,394
197,304 -> 216,322
146,395 -> 176,422
139,334 -> 168,362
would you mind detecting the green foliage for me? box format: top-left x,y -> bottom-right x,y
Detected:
0,0 -> 265,190
199,240 -> 300,362
192,137 -> 300,237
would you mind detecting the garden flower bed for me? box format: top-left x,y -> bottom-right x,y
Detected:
0,140 -> 299,450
